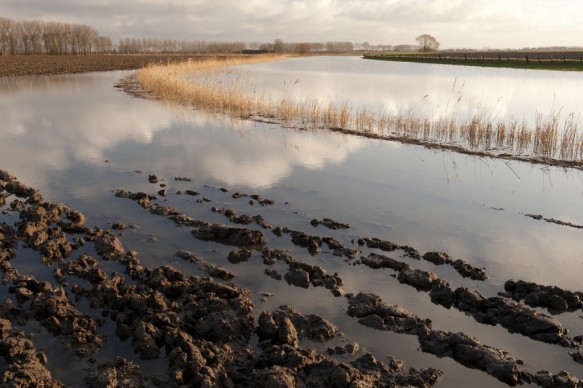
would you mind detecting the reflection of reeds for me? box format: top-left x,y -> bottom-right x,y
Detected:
137,56 -> 583,163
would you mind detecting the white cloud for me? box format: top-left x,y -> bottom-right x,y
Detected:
1,0 -> 582,48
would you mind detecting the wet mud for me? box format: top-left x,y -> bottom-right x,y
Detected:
1,169 -> 582,386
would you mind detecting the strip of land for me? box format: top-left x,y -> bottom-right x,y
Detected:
364,51 -> 583,71
0,54 -> 241,77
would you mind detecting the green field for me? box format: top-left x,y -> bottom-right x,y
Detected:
364,52 -> 583,71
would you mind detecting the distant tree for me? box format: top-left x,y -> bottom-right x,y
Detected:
295,42 -> 311,54
273,38 -> 284,53
416,34 -> 439,52
0,17 -> 14,55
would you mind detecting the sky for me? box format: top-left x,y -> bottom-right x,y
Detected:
1,0 -> 582,49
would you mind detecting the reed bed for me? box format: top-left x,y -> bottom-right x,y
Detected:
136,56 -> 583,163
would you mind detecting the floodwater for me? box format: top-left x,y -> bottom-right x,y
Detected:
1,57 -> 583,386
219,55 -> 583,125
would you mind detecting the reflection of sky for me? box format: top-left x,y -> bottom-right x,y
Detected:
222,56 -> 583,125
2,66 -> 583,383
0,71 -> 365,192
1,69 -> 582,294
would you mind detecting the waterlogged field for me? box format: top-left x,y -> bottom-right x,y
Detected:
0,59 -> 582,386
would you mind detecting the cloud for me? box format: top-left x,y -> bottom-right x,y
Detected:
1,0 -> 582,48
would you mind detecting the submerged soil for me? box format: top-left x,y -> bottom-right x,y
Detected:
1,169 -> 582,386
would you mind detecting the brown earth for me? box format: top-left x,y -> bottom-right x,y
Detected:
0,54 -> 242,77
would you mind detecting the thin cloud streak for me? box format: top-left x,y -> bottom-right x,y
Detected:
1,0 -> 582,49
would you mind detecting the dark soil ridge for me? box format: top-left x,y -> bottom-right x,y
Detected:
504,279 -> 583,314
359,253 -> 578,349
524,213 -> 583,230
111,179 -> 583,382
310,217 -> 351,230
359,237 -> 488,281
347,292 -> 582,387
0,170 -> 444,387
113,184 -> 581,347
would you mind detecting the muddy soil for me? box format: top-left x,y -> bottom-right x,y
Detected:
0,170 -> 446,386
1,169 -> 583,386
0,54 -> 242,77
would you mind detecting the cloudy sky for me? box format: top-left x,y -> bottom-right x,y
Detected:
1,0 -> 582,49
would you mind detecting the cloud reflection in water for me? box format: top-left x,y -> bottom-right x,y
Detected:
0,71 -> 365,190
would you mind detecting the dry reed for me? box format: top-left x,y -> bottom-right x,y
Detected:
136,56 -> 583,163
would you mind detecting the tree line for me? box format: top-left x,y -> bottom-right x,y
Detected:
0,16 -> 416,56
0,17 -> 112,55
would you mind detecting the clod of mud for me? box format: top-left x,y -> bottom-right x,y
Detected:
147,174 -> 158,184
92,230 -> 125,260
86,357 -> 158,388
284,229 -> 359,259
447,287 -> 577,348
176,250 -> 235,280
418,330 -> 528,386
358,237 -> 421,259
5,274 -> 103,355
174,176 -> 193,182
288,229 -> 322,255
264,268 -> 283,280
357,253 -> 570,348
310,217 -> 351,230
261,248 -> 344,296
524,213 -> 583,229
398,269 -> 447,291
262,248 -> 294,265
328,342 -> 359,356
192,224 -> 267,248
231,192 -> 275,206
346,292 -> 579,386
361,253 -> 411,271
0,318 -> 63,387
504,279 -> 583,314
423,251 -> 488,280
254,306 -> 442,387
570,351 -> 583,365
257,305 -> 338,347
119,251 -> 145,280
347,293 -> 430,335
228,248 -> 253,264
212,206 -> 271,229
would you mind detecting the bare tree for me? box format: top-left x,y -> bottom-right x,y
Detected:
273,39 -> 284,53
0,17 -> 14,55
416,34 -> 440,52
94,35 -> 112,54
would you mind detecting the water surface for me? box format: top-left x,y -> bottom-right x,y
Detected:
1,62 -> 582,386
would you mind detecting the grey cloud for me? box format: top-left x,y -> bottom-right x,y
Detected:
1,0 -> 583,48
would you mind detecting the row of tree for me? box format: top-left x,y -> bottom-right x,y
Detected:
0,17 -> 439,55
116,39 -> 385,54
117,38 -> 247,54
0,17 -> 112,55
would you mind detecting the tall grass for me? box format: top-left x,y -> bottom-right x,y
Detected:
136,55 -> 583,163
